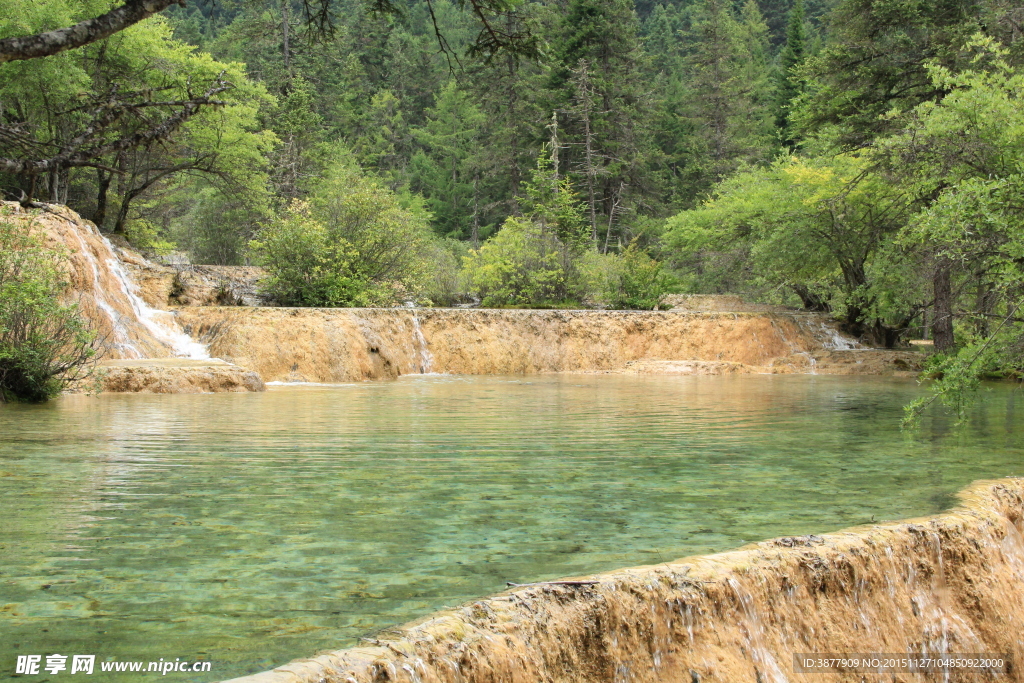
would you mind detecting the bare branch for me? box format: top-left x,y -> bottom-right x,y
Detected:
0,78 -> 230,177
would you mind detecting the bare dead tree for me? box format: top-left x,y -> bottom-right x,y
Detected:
571,60 -> 600,245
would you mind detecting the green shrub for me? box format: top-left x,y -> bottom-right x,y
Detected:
250,163 -> 436,307
0,219 -> 99,402
580,243 -> 675,309
420,238 -> 467,306
462,151 -> 591,307
615,242 -> 675,309
463,216 -> 586,307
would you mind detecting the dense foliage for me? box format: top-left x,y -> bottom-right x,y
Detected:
3,0 -> 1024,411
0,215 -> 98,402
249,161 -> 440,306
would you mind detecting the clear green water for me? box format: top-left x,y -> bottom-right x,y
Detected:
2,374 -> 1023,682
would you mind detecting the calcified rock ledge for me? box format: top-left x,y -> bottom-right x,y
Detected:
224,478 -> 1024,683
9,201 -> 921,389
69,359 -> 266,394
176,307 -> 922,384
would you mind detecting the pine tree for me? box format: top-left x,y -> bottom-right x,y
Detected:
677,0 -> 774,194
774,0 -> 805,146
409,81 -> 487,240
545,0 -> 659,251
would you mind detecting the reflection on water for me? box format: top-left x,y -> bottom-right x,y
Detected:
1,374 -> 1022,681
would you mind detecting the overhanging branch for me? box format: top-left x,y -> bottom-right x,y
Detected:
0,0 -> 182,64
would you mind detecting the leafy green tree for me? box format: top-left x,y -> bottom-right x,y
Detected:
665,153 -> 919,345
250,160 -> 437,306
0,7 -> 276,261
879,38 -> 1024,419
270,75 -> 327,199
0,215 -> 99,402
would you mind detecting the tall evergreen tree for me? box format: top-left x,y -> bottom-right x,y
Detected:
677,0 -> 775,194
409,81 -> 487,240
545,0 -> 659,250
796,0 -> 998,148
774,0 -> 805,146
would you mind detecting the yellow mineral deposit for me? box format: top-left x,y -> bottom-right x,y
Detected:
5,202 -> 920,389
3,202 -> 205,360
6,203 -> 1017,683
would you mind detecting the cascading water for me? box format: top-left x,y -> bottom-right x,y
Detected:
410,313 -> 434,374
69,228 -> 144,359
56,208 -> 208,360
771,317 -> 817,373
817,320 -> 862,350
101,244 -> 209,359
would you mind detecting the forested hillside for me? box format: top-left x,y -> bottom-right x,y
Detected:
2,0 -> 1024,410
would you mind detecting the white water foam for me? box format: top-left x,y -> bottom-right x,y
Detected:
817,321 -> 862,350
71,221 -> 208,359
70,229 -> 144,359
100,245 -> 210,359
411,314 -> 434,374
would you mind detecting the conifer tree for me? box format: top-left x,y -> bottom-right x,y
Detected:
677,0 -> 774,194
545,0 -> 658,250
410,81 -> 487,240
774,0 -> 805,146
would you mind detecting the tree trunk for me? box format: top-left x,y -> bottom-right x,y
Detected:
113,198 -> 131,234
505,45 -> 521,213
48,167 -> 60,203
94,169 -> 111,228
281,0 -> 291,75
791,284 -> 830,312
471,171 -> 480,247
932,262 -> 955,352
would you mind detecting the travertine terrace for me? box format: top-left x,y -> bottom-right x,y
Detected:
7,202 -> 921,388
223,478 -> 1024,683
174,307 -> 920,383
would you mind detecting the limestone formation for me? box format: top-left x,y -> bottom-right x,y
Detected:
8,201 -> 924,391
69,359 -> 266,394
222,478 -> 1024,683
175,307 -> 923,383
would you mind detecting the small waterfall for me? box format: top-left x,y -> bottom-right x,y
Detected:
101,246 -> 209,359
70,229 -> 144,359
728,578 -> 789,683
817,321 -> 861,350
66,217 -> 208,359
771,317 -> 817,373
410,314 -> 434,374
